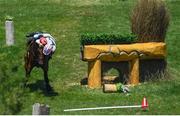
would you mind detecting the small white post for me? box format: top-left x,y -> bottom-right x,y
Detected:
5,20 -> 14,46
32,103 -> 50,115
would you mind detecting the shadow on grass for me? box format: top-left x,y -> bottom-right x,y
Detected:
26,80 -> 59,97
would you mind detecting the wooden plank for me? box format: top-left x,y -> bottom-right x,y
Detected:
83,42 -> 166,61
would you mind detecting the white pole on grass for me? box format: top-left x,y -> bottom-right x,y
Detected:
64,97 -> 148,112
64,105 -> 141,112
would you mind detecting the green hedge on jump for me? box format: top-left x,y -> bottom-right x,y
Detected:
80,33 -> 137,45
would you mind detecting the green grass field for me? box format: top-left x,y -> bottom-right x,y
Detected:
0,0 -> 180,114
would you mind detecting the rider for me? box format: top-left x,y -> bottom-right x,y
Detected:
31,32 -> 56,55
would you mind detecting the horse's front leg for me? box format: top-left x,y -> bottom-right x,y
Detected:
43,56 -> 52,91
24,54 -> 33,87
43,70 -> 52,92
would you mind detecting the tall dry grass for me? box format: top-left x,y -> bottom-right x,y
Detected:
131,0 -> 170,42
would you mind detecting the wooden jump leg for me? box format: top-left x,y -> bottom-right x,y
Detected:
88,60 -> 101,88
128,58 -> 139,85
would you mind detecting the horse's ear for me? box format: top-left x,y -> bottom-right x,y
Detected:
26,32 -> 43,37
26,34 -> 30,37
26,32 -> 35,37
26,37 -> 32,43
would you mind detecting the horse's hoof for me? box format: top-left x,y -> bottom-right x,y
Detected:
20,82 -> 26,88
23,82 -> 28,88
46,85 -> 53,92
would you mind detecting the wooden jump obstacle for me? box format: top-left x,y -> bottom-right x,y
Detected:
81,42 -> 166,88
